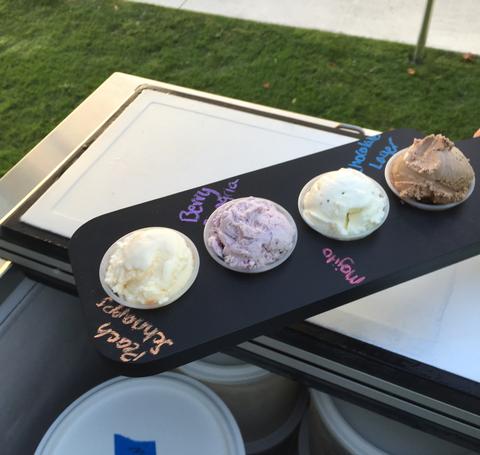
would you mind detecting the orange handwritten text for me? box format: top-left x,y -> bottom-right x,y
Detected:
94,297 -> 174,362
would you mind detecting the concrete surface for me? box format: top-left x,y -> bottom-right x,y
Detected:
131,0 -> 480,54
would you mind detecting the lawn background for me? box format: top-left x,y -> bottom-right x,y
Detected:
1,0 -> 479,177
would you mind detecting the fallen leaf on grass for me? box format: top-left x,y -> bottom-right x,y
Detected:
407,67 -> 416,76
474,128 -> 480,138
462,52 -> 476,63
291,98 -> 297,104
262,81 -> 271,89
114,4 -> 119,11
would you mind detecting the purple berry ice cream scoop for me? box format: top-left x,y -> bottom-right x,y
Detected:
204,197 -> 297,272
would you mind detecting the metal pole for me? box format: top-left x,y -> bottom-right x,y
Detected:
413,0 -> 435,63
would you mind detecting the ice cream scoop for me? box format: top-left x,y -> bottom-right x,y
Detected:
299,168 -> 389,240
388,134 -> 474,205
204,197 -> 297,272
101,227 -> 199,308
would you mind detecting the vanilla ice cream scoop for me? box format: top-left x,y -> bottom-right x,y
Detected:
102,227 -> 198,308
299,168 -> 389,240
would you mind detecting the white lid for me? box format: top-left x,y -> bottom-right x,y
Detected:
21,89 -> 352,239
311,390 -> 472,455
36,373 -> 245,455
178,357 -> 271,385
202,353 -> 247,367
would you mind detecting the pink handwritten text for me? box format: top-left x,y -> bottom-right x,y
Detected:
322,248 -> 366,285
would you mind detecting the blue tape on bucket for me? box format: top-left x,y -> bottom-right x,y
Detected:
114,434 -> 156,455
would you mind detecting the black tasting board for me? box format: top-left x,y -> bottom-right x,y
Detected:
70,129 -> 480,375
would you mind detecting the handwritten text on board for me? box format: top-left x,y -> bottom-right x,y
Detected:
179,179 -> 240,224
348,135 -> 398,172
94,297 -> 174,362
322,248 -> 366,285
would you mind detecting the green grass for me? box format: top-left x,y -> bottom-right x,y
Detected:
1,0 -> 479,177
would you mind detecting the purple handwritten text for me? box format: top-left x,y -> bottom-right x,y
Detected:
179,179 -> 240,224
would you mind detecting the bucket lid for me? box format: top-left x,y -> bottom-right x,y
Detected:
246,387 -> 308,454
310,390 -> 472,455
202,353 -> 246,366
178,358 -> 271,385
36,373 -> 245,455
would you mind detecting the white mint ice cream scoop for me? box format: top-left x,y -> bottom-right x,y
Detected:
299,168 -> 389,240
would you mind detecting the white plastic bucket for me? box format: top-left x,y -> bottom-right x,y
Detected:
297,413 -> 311,455
35,373 -> 245,455
177,353 -> 306,454
202,352 -> 248,366
298,389 -> 473,455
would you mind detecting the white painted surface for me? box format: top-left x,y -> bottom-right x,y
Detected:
310,254 -> 480,382
21,89 -> 353,238
132,0 -> 480,54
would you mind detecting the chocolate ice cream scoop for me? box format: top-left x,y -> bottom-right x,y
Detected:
389,134 -> 474,204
